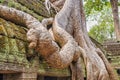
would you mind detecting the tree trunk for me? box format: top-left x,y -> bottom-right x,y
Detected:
110,0 -> 120,41
44,0 -> 118,80
0,0 -> 118,80
0,3 -> 82,74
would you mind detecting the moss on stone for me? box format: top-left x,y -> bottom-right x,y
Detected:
0,18 -> 27,41
0,18 -> 28,64
0,0 -> 44,21
0,18 -> 71,76
38,61 -> 71,77
16,0 -> 51,17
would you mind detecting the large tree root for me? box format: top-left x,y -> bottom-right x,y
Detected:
45,0 -> 118,80
0,4 -> 83,71
0,0 -> 118,79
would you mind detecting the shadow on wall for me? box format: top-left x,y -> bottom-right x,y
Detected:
44,76 -> 57,80
117,69 -> 120,75
37,76 -> 71,80
0,74 -> 3,80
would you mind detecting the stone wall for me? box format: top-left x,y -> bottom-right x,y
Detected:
103,40 -> 120,55
103,40 -> 120,77
0,13 -> 71,80
3,72 -> 37,80
0,1 -> 71,79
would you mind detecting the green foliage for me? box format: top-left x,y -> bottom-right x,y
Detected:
84,0 -> 111,17
0,0 -> 4,3
88,7 -> 115,43
89,25 -> 114,43
84,0 -> 115,43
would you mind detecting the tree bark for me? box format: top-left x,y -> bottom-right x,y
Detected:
0,3 -> 82,71
110,0 -> 120,41
0,0 -> 118,79
46,0 -> 117,80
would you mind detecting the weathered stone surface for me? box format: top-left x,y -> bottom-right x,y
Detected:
103,40 -> 120,69
0,62 -> 24,73
0,0 -> 44,21
38,61 -> 71,77
0,18 -> 28,64
3,73 -> 37,80
103,43 -> 120,55
16,0 -> 51,17
0,18 -> 27,41
0,17 -> 70,78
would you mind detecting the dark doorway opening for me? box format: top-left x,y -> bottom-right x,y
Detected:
37,75 -> 71,80
44,76 -> 57,80
0,74 -> 3,80
117,69 -> 120,75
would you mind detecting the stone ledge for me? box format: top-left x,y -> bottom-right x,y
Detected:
0,62 -> 24,73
